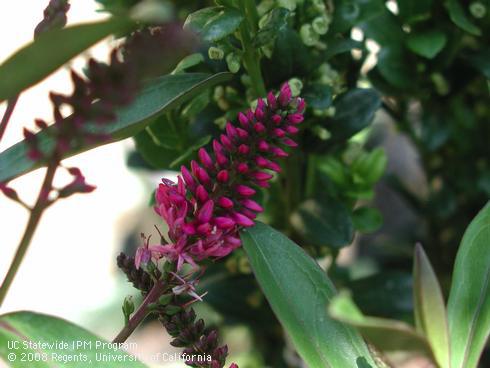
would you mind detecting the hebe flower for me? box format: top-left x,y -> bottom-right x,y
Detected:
152,83 -> 305,269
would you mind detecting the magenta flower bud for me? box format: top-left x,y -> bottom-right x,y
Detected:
23,128 -> 36,142
241,199 -> 263,212
218,196 -> 234,208
198,148 -> 214,169
283,138 -> 298,147
271,146 -> 288,158
217,170 -> 229,183
196,167 -> 211,185
197,222 -> 212,235
238,112 -> 249,127
255,156 -> 268,167
181,166 -> 195,187
254,122 -> 266,133
240,208 -> 258,219
255,107 -> 264,120
216,151 -> 229,166
233,212 -> 255,227
215,216 -> 235,229
196,185 -> 209,202
257,98 -> 265,110
255,180 -> 270,188
236,184 -> 256,196
257,140 -> 269,152
238,144 -> 250,155
279,83 -> 292,106
236,128 -> 249,139
252,171 -> 273,181
219,134 -> 232,151
190,160 -> 200,176
274,128 -> 286,137
272,114 -> 282,124
297,98 -> 305,113
286,125 -> 299,134
183,223 -> 196,235
213,139 -> 223,154
198,200 -> 214,223
225,236 -> 241,247
267,160 -> 282,172
246,109 -> 254,121
225,122 -> 237,139
35,119 -> 48,130
237,162 -> 249,173
288,113 -> 304,124
267,91 -> 277,109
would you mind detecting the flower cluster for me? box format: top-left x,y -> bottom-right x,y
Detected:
149,83 -> 305,269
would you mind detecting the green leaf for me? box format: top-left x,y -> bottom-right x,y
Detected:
328,88 -> 381,142
329,293 -> 432,355
397,0 -> 433,23
0,311 -> 147,367
0,19 -> 132,102
351,147 -> 387,184
413,244 -> 450,368
184,6 -> 243,42
448,202 -> 490,368
406,30 -> 447,59
303,83 -> 333,110
377,47 -> 416,89
0,72 -> 232,183
445,0 -> 482,36
291,198 -> 354,249
134,129 -> 181,169
254,8 -> 290,47
323,38 -> 363,60
241,222 -> 377,368
464,47 -> 490,79
352,207 -> 383,233
172,53 -> 205,74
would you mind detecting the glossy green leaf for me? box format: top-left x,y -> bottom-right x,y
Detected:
134,129 -> 181,169
254,8 -> 290,47
413,244 -> 450,368
445,0 -> 481,36
0,311 -> 146,367
0,72 -> 232,183
329,293 -> 432,355
352,207 -> 383,233
328,88 -> 381,142
0,19 -> 132,102
406,30 -> 447,59
351,148 -> 387,185
184,6 -> 243,42
291,198 -> 354,249
448,202 -> 490,368
303,83 -> 333,110
241,222 -> 377,368
377,47 -> 415,89
172,53 -> 205,74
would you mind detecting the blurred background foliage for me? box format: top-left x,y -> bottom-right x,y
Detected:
96,0 -> 489,366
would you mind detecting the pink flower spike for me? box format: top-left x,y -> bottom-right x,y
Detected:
220,134 -> 233,150
267,160 -> 282,172
197,222 -> 211,235
183,223 -> 196,235
238,144 -> 250,155
215,216 -> 235,229
288,113 -> 304,124
271,146 -> 289,158
212,139 -> 223,154
197,199 -> 214,223
233,212 -> 255,227
215,151 -> 229,166
190,160 -> 200,176
274,128 -> 286,137
196,185 -> 209,202
297,98 -> 305,112
217,170 -> 229,183
255,107 -> 264,120
279,83 -> 292,106
236,128 -> 249,139
252,171 -> 273,181
196,167 -> 211,185
181,165 -> 195,187
255,156 -> 268,167
267,91 -> 277,109
236,184 -> 256,196
198,148 -> 214,169
241,208 -> 258,219
286,125 -> 299,134
218,196 -> 234,208
258,140 -> 269,152
255,180 -> 270,188
237,162 -> 249,173
272,114 -> 282,125
241,199 -> 263,212
238,112 -> 249,127
225,122 -> 237,139
283,138 -> 298,147
257,98 -> 265,110
254,122 -> 266,133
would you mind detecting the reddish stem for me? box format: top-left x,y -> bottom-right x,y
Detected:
0,96 -> 19,144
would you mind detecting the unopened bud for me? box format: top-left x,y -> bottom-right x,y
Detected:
122,296 -> 135,325
208,46 -> 224,60
312,16 -> 330,35
226,52 -> 241,73
300,24 -> 319,46
469,2 -> 486,18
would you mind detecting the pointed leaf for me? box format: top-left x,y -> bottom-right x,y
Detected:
413,244 -> 450,368
0,72 -> 231,183
0,19 -> 133,101
0,311 -> 147,367
241,222 -> 378,368
448,202 -> 490,368
184,6 -> 243,42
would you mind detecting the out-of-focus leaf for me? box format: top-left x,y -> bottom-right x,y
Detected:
0,18 -> 132,101
397,0 -> 433,23
352,147 -> 387,184
303,83 -> 333,110
330,0 -> 385,34
0,311 -> 147,368
291,198 -> 354,249
0,72 -> 232,183
241,222 -> 378,368
184,6 -> 243,42
134,129 -> 180,169
377,47 -> 415,89
445,0 -> 482,36
323,38 -> 363,60
448,202 -> 490,368
327,88 -> 381,142
406,30 -> 447,59
464,47 -> 490,79
329,293 -> 432,355
352,207 -> 383,233
172,53 -> 205,74
413,244 -> 450,368
254,8 -> 290,47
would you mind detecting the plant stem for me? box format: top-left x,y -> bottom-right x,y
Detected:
112,280 -> 166,343
238,1 -> 266,98
0,159 -> 58,306
0,96 -> 19,144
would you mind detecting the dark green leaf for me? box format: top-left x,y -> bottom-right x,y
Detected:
184,6 -> 243,42
291,198 -> 354,249
351,147 -> 387,184
448,202 -> 490,368
377,47 -> 416,89
464,47 -> 490,79
134,129 -> 180,169
241,222 -> 377,368
0,72 -> 232,183
330,0 -> 385,34
169,135 -> 211,168
445,0 -> 482,36
0,19 -> 132,102
329,293 -> 432,354
328,88 -> 381,141
303,83 -> 333,110
323,38 -> 363,60
413,244 -> 450,368
254,8 -> 290,47
397,0 -> 433,23
406,30 -> 447,59
352,207 -> 383,233
0,311 -> 147,367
